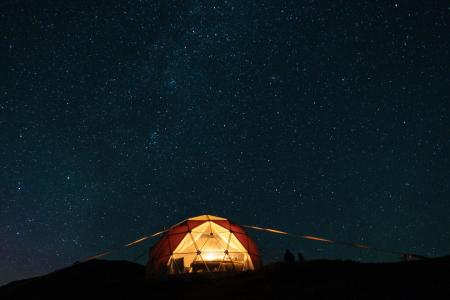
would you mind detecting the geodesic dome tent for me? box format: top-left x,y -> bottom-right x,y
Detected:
146,215 -> 261,275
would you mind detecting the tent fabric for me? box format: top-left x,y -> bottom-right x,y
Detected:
146,215 -> 262,275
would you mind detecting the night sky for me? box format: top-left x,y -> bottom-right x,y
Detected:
1,0 -> 450,284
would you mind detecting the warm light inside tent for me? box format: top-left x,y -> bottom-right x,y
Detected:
203,252 -> 223,261
166,220 -> 254,273
146,215 -> 261,276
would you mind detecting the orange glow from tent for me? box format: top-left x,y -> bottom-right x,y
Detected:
203,252 -> 223,261
147,215 -> 261,274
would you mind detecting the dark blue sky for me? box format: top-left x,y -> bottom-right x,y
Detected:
1,0 -> 449,284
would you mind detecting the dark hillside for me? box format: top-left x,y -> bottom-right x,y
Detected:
2,257 -> 449,299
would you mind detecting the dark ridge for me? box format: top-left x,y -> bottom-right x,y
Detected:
1,260 -> 145,296
2,256 -> 450,299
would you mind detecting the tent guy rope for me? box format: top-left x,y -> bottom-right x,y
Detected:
79,220 -> 427,265
243,225 -> 426,258
80,229 -> 167,263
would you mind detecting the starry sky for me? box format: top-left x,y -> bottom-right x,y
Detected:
1,0 -> 450,285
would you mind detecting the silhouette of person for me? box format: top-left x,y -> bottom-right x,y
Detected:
284,249 -> 295,264
297,252 -> 305,263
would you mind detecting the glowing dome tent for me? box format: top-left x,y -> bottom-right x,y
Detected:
146,215 -> 261,275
